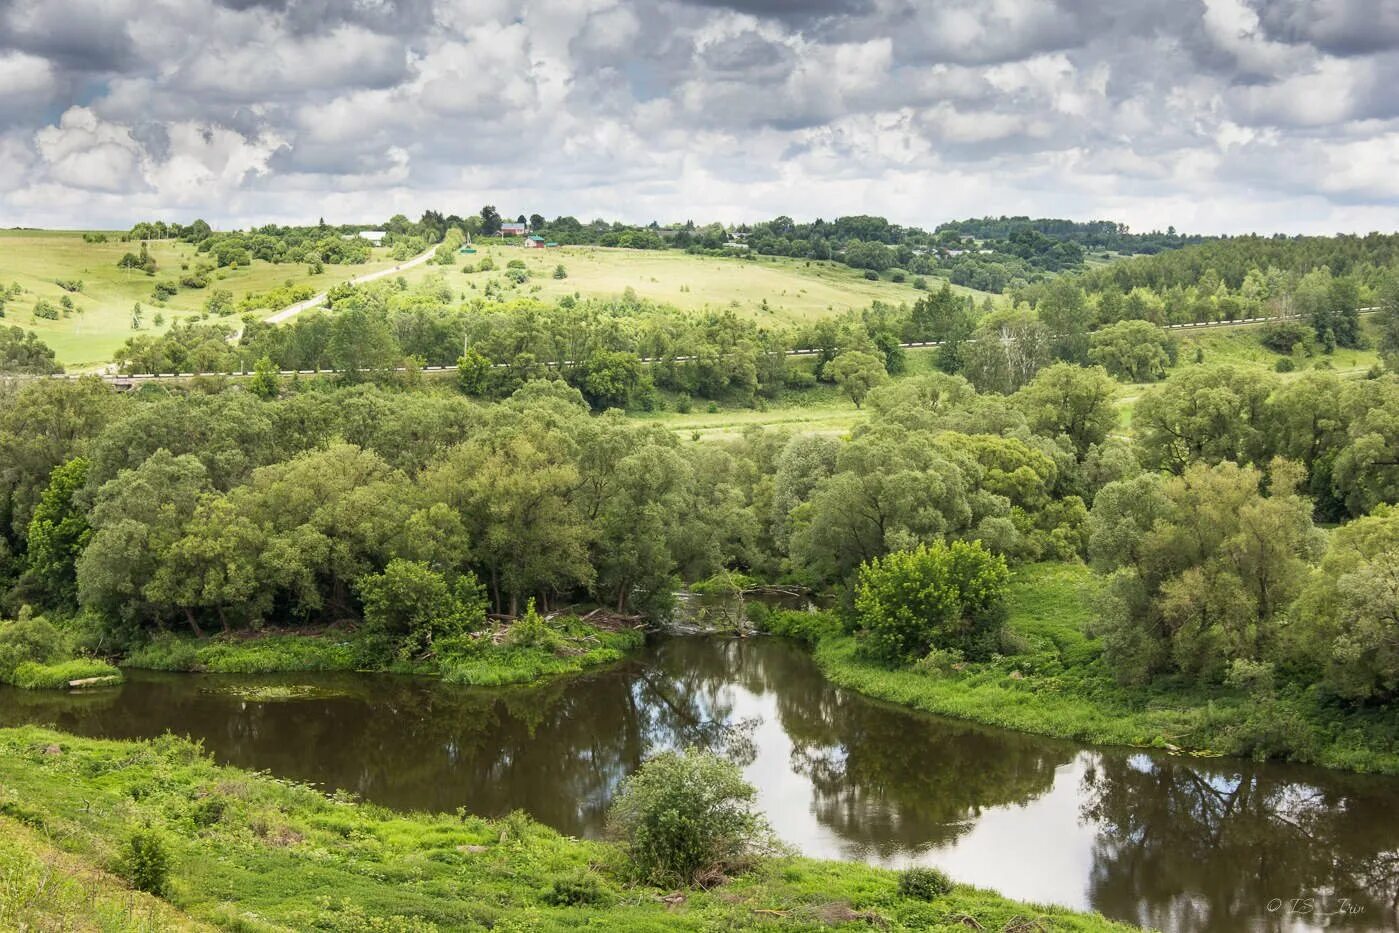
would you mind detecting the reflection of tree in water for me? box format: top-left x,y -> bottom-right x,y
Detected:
686,637 -> 1070,856
1080,753 -> 1399,932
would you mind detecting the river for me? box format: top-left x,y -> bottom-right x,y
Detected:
1,636 -> 1394,932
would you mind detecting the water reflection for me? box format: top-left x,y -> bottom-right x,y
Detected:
1,636 -> 1394,932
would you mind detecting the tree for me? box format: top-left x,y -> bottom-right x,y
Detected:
0,326 -> 61,375
1088,320 -> 1173,382
479,205 -> 502,236
529,213 -> 545,230
22,457 -> 91,610
1088,461 -> 1322,684
1290,505 -> 1399,702
827,350 -> 888,408
1012,363 -> 1118,458
456,348 -> 492,397
790,428 -> 975,581
76,451 -> 212,633
1134,366 -> 1273,473
1379,270 -> 1399,371
1037,278 -> 1092,364
356,559 -> 486,661
853,540 -> 1010,664
961,307 -> 1050,394
248,356 -> 280,399
576,349 -> 642,410
608,748 -> 771,886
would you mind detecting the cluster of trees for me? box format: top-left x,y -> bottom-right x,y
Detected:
1014,235 -> 1397,340
0,326 -> 62,374
936,217 -> 1207,255
0,364 -> 1132,645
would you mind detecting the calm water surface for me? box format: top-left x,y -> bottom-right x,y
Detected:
2,636 -> 1395,932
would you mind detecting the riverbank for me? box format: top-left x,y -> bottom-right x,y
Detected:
761,562 -> 1399,775
0,726 -> 1130,931
120,616 -> 645,687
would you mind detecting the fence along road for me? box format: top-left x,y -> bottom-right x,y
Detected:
37,308 -> 1381,387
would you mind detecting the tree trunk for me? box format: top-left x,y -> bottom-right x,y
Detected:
184,607 -> 205,639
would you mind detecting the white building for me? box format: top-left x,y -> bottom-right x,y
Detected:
358,231 -> 387,244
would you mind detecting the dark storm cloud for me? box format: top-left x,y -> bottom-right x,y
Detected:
674,0 -> 869,20
211,0 -> 438,36
1251,0 -> 1399,55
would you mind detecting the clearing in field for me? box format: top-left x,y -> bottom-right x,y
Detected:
409,242 -> 991,323
0,229 -> 402,369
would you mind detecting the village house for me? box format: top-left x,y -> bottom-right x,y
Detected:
500,222 -> 527,236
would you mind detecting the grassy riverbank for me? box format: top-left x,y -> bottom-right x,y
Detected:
0,726 -> 1130,931
762,562 -> 1399,774
122,618 -> 645,686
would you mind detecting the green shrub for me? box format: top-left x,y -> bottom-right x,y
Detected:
758,609 -> 841,648
544,873 -> 610,906
608,748 -> 772,886
10,659 -> 121,689
0,616 -> 64,680
898,866 -> 953,900
853,541 -> 1010,665
116,829 -> 170,896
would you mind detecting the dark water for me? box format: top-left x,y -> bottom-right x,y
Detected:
2,637 -> 1395,932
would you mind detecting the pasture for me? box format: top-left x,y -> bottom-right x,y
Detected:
0,229 -> 399,369
415,242 -> 991,323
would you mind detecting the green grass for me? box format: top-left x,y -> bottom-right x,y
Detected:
0,230 -> 402,369
0,726 -> 1131,931
409,243 -> 994,324
439,624 -> 646,686
124,632 -> 358,674
6,658 -> 122,689
769,562 -> 1399,774
0,815 -> 210,931
122,621 -> 645,687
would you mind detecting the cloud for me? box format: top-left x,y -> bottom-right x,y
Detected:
1,0 -> 1398,232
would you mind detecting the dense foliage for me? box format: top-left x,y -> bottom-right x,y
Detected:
607,749 -> 773,885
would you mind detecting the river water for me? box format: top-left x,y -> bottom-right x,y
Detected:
1,636 -> 1394,932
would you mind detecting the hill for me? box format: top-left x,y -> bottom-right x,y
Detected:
0,230 -> 402,369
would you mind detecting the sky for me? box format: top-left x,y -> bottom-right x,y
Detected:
1,0 -> 1398,234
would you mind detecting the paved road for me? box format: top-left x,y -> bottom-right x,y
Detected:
264,247 -> 437,323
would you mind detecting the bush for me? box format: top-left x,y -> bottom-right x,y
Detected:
1274,357 -> 1296,372
32,299 -> 59,320
355,560 -> 486,662
151,282 -> 178,301
1260,321 -> 1313,354
863,269 -> 879,281
116,829 -> 171,896
544,873 -> 610,906
9,658 -> 121,689
757,609 -> 841,648
608,748 -> 772,886
553,264 -> 568,279
0,616 -> 64,680
852,541 -> 1010,665
898,866 -> 953,900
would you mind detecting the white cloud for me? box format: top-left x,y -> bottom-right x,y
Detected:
1,0 -> 1398,232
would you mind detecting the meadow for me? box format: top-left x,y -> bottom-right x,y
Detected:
0,230 -> 400,369
410,241 -> 990,323
0,726 -> 1129,931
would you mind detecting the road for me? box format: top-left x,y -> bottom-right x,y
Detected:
263,247 -> 437,324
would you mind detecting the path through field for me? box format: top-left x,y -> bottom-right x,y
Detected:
264,247 -> 437,323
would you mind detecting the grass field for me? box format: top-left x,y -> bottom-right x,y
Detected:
0,725 -> 1130,931
0,230 -> 401,369
410,242 -> 992,324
